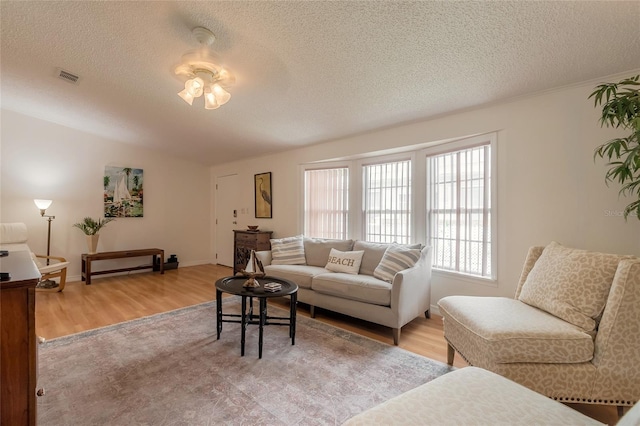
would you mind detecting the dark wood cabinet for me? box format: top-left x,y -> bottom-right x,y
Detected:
1,250 -> 40,426
233,230 -> 272,274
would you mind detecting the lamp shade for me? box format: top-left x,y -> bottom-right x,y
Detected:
212,84 -> 231,105
178,88 -> 195,105
186,77 -> 204,97
204,86 -> 220,110
34,199 -> 52,210
178,77 -> 207,105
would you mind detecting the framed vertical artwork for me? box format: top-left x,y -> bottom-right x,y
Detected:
104,166 -> 144,217
254,172 -> 272,218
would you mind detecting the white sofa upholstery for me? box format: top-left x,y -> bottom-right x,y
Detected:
343,367 -> 610,425
256,238 -> 432,345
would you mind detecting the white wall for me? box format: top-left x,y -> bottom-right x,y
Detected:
211,71 -> 640,307
4,70 -> 638,302
1,110 -> 212,280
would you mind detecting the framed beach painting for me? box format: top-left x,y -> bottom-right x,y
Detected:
254,172 -> 272,218
104,166 -> 144,217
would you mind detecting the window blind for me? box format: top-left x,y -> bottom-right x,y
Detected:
304,167 -> 349,239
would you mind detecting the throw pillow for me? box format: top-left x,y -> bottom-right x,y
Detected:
518,241 -> 626,332
270,235 -> 306,265
354,240 -> 422,276
373,246 -> 422,283
304,238 -> 355,267
325,249 -> 365,274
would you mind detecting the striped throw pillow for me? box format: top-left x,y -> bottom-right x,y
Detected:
270,235 -> 306,265
373,246 -> 422,283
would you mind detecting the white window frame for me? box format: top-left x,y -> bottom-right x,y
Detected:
358,153 -> 415,244
422,133 -> 497,282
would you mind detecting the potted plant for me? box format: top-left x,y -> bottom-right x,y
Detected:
73,217 -> 115,253
589,75 -> 640,219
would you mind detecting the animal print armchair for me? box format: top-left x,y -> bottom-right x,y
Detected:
438,242 -> 640,411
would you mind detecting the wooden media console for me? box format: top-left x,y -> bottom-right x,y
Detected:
81,248 -> 164,284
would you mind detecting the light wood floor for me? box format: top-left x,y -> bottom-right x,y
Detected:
35,264 -> 618,425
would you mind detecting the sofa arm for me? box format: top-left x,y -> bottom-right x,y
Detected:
589,259 -> 640,404
593,259 -> 640,366
390,246 -> 432,324
255,250 -> 272,267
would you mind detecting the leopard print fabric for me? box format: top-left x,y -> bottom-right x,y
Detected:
440,247 -> 640,406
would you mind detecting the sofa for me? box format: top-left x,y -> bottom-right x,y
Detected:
344,366 -> 640,425
255,236 -> 432,345
439,242 -> 640,410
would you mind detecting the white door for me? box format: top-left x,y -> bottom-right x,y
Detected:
215,174 -> 239,267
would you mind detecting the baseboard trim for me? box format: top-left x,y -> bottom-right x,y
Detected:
430,304 -> 441,317
67,260 -> 216,283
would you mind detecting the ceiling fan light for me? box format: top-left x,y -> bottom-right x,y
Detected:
212,84 -> 231,105
173,27 -> 234,110
178,88 -> 195,105
185,77 -> 205,97
204,86 -> 220,109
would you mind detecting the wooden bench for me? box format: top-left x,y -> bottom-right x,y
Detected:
81,248 -> 164,284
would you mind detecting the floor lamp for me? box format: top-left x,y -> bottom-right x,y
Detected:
34,199 -> 55,265
34,199 -> 58,289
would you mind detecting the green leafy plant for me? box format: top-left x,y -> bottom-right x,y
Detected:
72,217 -> 115,235
589,75 -> 640,219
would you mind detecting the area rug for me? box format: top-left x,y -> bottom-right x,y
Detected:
37,299 -> 453,425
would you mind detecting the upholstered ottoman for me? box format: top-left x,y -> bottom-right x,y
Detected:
343,367 -> 604,425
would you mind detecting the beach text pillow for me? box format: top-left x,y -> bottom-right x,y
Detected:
325,249 -> 364,274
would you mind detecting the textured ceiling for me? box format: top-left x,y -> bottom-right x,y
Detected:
1,1 -> 639,166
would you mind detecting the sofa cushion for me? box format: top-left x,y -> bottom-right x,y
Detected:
354,240 -> 422,276
518,241 -> 626,332
343,367 -> 605,426
325,249 -> 364,274
373,246 -> 421,283
438,296 -> 595,364
270,235 -> 306,265
311,273 -> 392,306
303,238 -> 354,267
353,241 -> 390,276
264,264 -> 328,289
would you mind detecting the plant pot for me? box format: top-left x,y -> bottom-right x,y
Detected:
86,234 -> 99,254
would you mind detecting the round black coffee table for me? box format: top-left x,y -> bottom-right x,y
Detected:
215,276 -> 298,359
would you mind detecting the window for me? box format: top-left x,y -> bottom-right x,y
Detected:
426,143 -> 492,278
301,133 -> 497,282
303,167 -> 349,239
363,159 -> 411,243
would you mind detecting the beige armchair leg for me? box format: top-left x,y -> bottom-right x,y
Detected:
618,405 -> 629,419
447,343 -> 455,365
